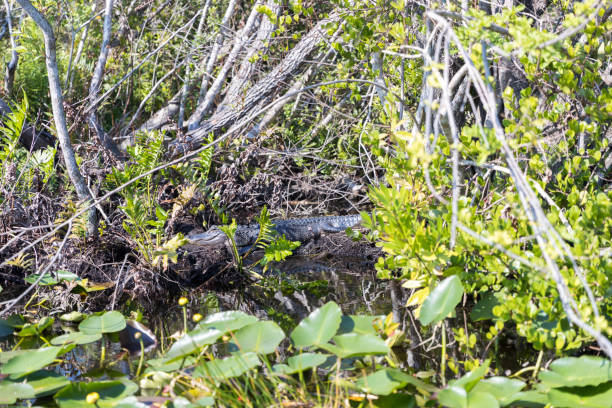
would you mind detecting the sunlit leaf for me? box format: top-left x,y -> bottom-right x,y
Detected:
1,346 -> 62,376
419,275 -> 464,326
79,311 -> 126,334
194,352 -> 260,381
290,301 -> 342,348
229,321 -> 285,354
54,380 -> 138,408
272,353 -> 329,375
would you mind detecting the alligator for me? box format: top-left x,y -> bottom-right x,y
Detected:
187,214 -> 362,250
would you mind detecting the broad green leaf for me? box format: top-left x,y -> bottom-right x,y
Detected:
419,275 -> 464,326
272,353 -> 328,374
229,321 -> 285,354
320,333 -> 389,358
471,377 -> 526,406
470,293 -> 500,321
356,368 -> 420,396
79,311 -> 126,334
197,311 -> 258,333
165,328 -> 223,359
548,382 -> 612,408
51,331 -> 102,346
1,346 -> 61,376
506,390 -> 547,406
467,391 -> 499,408
17,316 -> 54,336
539,356 -> 612,388
5,370 -> 70,397
338,315 -> 381,335
449,360 -> 490,391
194,352 -> 260,381
290,301 -> 342,348
54,380 -> 138,408
0,382 -> 35,404
145,356 -> 197,373
438,385 -> 467,408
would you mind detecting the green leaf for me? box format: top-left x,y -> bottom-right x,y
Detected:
229,321 -> 285,354
470,293 -> 500,321
471,377 -> 526,406
60,311 -> 87,322
438,385 -> 467,408
338,315 -> 381,335
1,346 -> 61,376
272,353 -> 329,374
17,316 -> 54,336
54,380 -> 138,408
78,311 -> 126,334
290,301 -> 342,348
5,370 -> 70,397
356,368 -> 422,396
539,356 -> 612,388
419,275 -> 464,326
0,382 -> 35,404
197,311 -> 258,333
165,328 -> 223,359
548,382 -> 612,408
449,360 -> 490,391
194,352 -> 260,381
320,333 -> 389,358
467,391 -> 499,408
51,331 -> 102,346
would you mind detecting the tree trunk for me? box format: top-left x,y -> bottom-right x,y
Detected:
15,0 -> 97,236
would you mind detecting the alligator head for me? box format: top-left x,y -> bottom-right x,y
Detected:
187,227 -> 228,247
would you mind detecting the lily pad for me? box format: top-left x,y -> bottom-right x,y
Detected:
290,301 -> 342,348
548,382 -> 612,408
165,328 -> 223,359
539,356 -> 612,388
471,377 -> 526,406
272,353 -> 329,375
197,311 -> 258,333
337,315 -> 381,335
1,346 -> 62,376
419,275 -> 464,326
17,316 -> 54,337
79,311 -> 126,334
229,321 -> 285,354
54,380 -> 138,408
4,370 -> 70,397
51,331 -> 102,346
194,352 -> 260,381
0,382 -> 35,404
320,333 -> 389,358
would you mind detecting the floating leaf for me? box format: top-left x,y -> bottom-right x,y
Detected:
438,385 -> 467,408
197,311 -> 258,333
470,293 -> 500,322
471,377 -> 525,406
194,352 -> 260,381
229,321 -> 285,354
539,356 -> 612,388
337,315 -> 380,335
51,331 -> 102,346
548,382 -> 612,408
466,391 -> 499,408
419,275 -> 464,326
320,333 -> 389,358
4,370 -> 70,398
0,382 -> 35,404
272,353 -> 328,375
54,380 -> 138,408
17,316 -> 54,337
1,346 -> 62,376
79,311 -> 126,335
290,301 -> 342,348
165,328 -> 223,359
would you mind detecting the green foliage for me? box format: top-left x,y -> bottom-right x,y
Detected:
2,305 -> 612,406
106,131 -> 187,266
